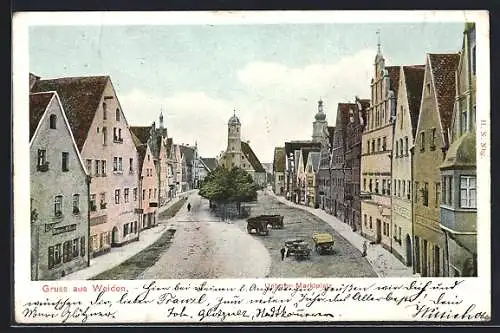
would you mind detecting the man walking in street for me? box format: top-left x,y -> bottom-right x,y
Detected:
187,202 -> 191,212
362,241 -> 367,257
280,247 -> 286,261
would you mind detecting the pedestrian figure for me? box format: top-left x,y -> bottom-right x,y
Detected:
280,247 -> 286,261
187,203 -> 191,212
362,241 -> 367,257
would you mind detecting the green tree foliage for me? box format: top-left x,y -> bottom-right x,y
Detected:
199,166 -> 258,203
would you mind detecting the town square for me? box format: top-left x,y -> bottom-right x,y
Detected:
27,19 -> 477,281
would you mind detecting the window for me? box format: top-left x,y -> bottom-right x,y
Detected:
59,152 -> 69,172
154,188 -> 157,198
363,179 -> 367,191
382,179 -> 386,195
113,127 -> 117,141
123,224 -> 129,237
426,82 -> 431,94
407,180 -> 411,200
149,189 -> 152,199
398,180 -> 401,197
133,188 -> 138,201
367,141 -> 370,154
72,239 -> 79,258
90,194 -> 96,211
48,246 -> 54,269
118,129 -> 122,141
423,182 -> 429,206
369,216 -> 373,229
399,138 -> 403,156
86,159 -> 92,176
63,241 -> 71,263
100,192 -> 106,209
143,189 -> 146,201
49,114 -> 57,129
124,188 -> 129,203
460,176 -> 476,208
435,182 -> 441,208
461,98 -> 468,135
430,128 -> 436,149
95,160 -> 100,176
115,189 -> 120,204
113,157 -> 118,171
48,244 -> 62,269
54,195 -> 63,217
148,154 -> 150,162
364,214 -> 367,227
420,132 -> 425,152
369,179 -> 373,192
37,149 -> 48,171
402,181 -> 406,198
129,158 -> 133,173
387,180 -> 391,195
382,137 -> 387,151
101,160 -> 106,176
400,106 -> 404,129
80,236 -> 86,257
72,194 -> 80,214
103,102 -> 108,120
377,138 -> 381,152
102,127 -> 107,145
394,181 -> 397,195
375,179 -> 379,194
116,108 -> 121,121
395,141 -> 399,157
405,137 -> 409,156
118,157 -> 123,171
372,140 -> 375,153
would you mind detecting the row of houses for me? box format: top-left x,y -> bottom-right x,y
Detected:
273,23 -> 477,277
29,74 -> 218,280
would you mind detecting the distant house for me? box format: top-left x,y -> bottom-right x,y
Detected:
31,75 -> 140,257
305,151 -> 321,208
219,113 -> 266,187
198,157 -> 217,184
272,147 -> 286,195
130,126 -> 159,230
201,157 -> 218,173
30,91 -> 90,280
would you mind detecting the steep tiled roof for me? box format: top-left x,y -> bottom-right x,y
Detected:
29,92 -> 54,141
403,65 -> 425,138
29,73 -> 40,91
31,76 -> 109,151
429,53 -> 460,145
165,138 -> 173,158
336,103 -> 356,133
180,145 -> 195,164
301,147 -> 320,169
285,141 -> 321,156
241,141 -> 265,173
386,66 -> 401,97
327,126 -> 335,146
201,157 -> 218,172
130,131 -> 147,171
273,147 -> 285,172
129,126 -> 151,145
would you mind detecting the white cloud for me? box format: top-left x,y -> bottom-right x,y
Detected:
118,49 -> 380,163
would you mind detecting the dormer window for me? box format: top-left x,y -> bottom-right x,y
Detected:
426,83 -> 431,94
49,114 -> 57,129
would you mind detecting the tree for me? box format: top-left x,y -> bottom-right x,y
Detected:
199,166 -> 258,215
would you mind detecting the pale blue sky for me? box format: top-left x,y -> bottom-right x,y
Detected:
30,22 -> 465,162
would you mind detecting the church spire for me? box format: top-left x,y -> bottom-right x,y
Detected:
376,29 -> 382,55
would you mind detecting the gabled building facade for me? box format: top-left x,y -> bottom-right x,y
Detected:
130,126 -> 159,230
30,91 -> 90,280
413,53 -> 460,277
305,151 -> 321,207
31,76 -> 141,257
273,147 -> 286,195
316,126 -> 335,212
391,65 -> 425,266
439,23 -> 477,277
360,47 -> 399,250
345,98 -> 368,232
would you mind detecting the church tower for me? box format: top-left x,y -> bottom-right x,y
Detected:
226,110 -> 242,168
312,99 -> 328,142
159,111 -> 167,138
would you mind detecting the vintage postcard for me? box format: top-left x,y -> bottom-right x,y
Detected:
13,10 -> 490,324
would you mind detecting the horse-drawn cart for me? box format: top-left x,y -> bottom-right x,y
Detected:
255,214 -> 284,229
284,239 -> 311,259
247,217 -> 270,236
312,232 -> 335,255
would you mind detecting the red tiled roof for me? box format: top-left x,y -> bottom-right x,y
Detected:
429,53 -> 460,145
31,76 -> 109,151
29,92 -> 55,141
403,65 -> 425,138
